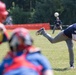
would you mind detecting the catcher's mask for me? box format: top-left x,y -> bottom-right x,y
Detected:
9,28 -> 33,52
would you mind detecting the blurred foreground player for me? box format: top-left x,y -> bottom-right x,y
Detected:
0,1 -> 9,44
0,28 -> 54,75
36,23 -> 76,69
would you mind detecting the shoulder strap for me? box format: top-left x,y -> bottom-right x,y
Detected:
4,54 -> 43,75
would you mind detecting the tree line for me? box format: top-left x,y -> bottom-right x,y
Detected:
2,0 -> 76,25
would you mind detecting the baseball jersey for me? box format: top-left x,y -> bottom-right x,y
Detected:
54,19 -> 62,27
0,48 -> 52,75
64,23 -> 76,40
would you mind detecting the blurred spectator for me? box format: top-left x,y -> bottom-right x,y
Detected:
3,13 -> 13,25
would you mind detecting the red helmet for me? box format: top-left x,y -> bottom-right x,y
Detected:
9,28 -> 33,52
0,1 -> 8,22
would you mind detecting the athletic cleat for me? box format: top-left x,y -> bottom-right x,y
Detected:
70,65 -> 74,69
36,28 -> 45,35
70,66 -> 74,69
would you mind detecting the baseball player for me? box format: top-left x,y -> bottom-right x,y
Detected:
36,23 -> 76,69
0,28 -> 54,75
52,17 -> 62,34
0,1 -> 9,44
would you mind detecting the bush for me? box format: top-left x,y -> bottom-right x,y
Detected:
10,6 -> 31,24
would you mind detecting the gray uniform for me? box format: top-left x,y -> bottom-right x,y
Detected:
37,23 -> 76,67
42,30 -> 73,67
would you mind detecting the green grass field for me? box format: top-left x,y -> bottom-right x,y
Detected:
0,30 -> 76,75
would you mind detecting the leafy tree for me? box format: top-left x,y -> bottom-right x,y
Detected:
61,0 -> 76,24
2,0 -> 76,24
32,0 -> 63,24
2,0 -> 13,9
11,6 -> 31,24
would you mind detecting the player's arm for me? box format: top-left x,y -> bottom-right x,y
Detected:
59,20 -> 62,25
54,21 -> 56,26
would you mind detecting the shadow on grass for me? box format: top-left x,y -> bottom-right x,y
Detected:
53,67 -> 70,71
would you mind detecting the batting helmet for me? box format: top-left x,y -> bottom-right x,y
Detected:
9,28 -> 33,52
0,1 -> 8,22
